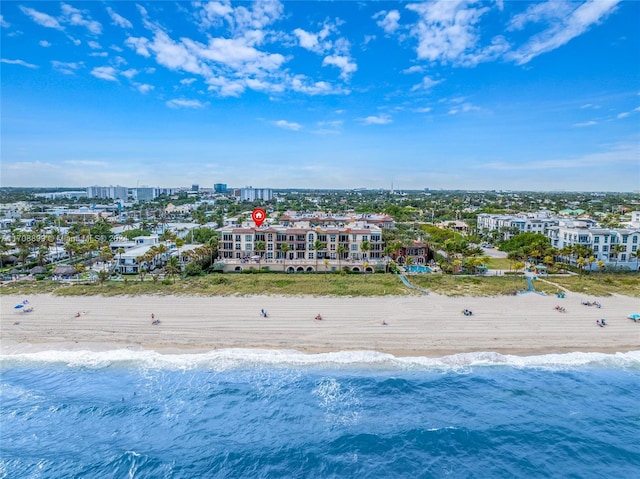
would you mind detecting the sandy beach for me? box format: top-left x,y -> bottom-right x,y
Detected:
1,292 -> 639,356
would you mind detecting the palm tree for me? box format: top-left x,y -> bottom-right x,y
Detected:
597,259 -> 605,273
165,256 -> 181,283
313,239 -> 325,273
97,270 -> 110,286
610,244 -> 625,270
337,244 -> 346,271
154,244 -> 169,267
587,256 -> 595,273
631,251 -> 639,272
576,257 -> 586,275
116,247 -> 125,273
323,258 -> 329,274
255,241 -> 265,271
360,240 -> 371,262
281,242 -> 290,272
100,246 -> 113,271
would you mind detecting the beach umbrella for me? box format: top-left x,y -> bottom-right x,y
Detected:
628,313 -> 640,321
14,304 -> 24,309
30,266 -> 46,274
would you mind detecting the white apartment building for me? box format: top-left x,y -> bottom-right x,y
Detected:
218,221 -> 384,272
477,212 -> 561,239
87,185 -> 129,200
547,221 -> 640,270
240,187 -> 273,202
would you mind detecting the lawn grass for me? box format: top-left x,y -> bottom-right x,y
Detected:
407,275 -> 535,297
539,274 -> 640,297
1,274 -> 412,297
483,258 -> 513,270
2,272 -> 636,297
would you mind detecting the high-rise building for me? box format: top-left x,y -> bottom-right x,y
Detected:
87,185 -> 129,200
240,187 -> 273,202
192,184 -> 199,192
214,183 -> 228,194
135,187 -> 157,202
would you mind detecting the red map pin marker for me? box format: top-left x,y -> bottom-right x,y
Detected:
252,208 -> 266,227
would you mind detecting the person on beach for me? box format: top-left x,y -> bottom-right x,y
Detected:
382,320 -> 388,326
596,320 -> 603,327
315,314 -> 323,320
263,311 -> 268,318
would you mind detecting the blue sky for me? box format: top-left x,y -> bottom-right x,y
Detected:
1,1 -> 639,191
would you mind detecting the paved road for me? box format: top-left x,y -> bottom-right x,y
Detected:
481,247 -> 507,259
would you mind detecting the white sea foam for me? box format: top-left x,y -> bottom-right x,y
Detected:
1,348 -> 639,371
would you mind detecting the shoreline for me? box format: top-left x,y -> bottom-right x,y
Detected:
2,293 -> 639,357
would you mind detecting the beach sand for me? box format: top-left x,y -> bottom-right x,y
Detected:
1,293 -> 639,356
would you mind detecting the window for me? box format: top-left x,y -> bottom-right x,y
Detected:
330,235 -> 336,242
235,235 -> 241,242
603,245 -> 609,252
235,244 -> 241,250
621,254 -> 626,261
594,246 -> 599,252
622,235 -> 628,244
267,244 -> 273,251
362,236 -> 368,242
633,245 -> 638,252
351,244 -> 358,251
633,236 -> 638,244
308,252 -> 314,259
604,236 -> 609,243
245,235 -> 252,241
594,237 -> 600,243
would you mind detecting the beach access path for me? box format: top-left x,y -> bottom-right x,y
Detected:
1,293 -> 639,357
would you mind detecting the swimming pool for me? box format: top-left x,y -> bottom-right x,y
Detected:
404,265 -> 431,273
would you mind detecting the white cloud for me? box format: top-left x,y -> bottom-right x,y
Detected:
180,78 -> 197,85
91,66 -> 118,81
0,15 -> 9,28
89,52 -> 108,57
273,120 -> 302,131
414,107 -> 432,113
573,120 -> 597,127
406,0 -> 492,65
480,142 -> 639,170
1,58 -> 38,68
19,6 -> 64,30
39,40 -> 51,47
107,7 -> 133,29
448,103 -> 480,114
134,83 -> 154,94
402,65 -> 424,74
87,40 -> 101,49
166,99 -> 206,109
411,76 -> 443,91
64,160 -> 107,167
60,3 -> 102,35
125,37 -> 151,57
509,0 -> 620,65
362,114 -> 392,125
51,60 -> 82,74
374,10 -> 401,34
293,27 -> 320,52
110,44 -> 124,53
322,55 -> 357,80
121,69 -> 139,79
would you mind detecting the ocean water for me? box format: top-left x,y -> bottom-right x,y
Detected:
1,350 -> 639,478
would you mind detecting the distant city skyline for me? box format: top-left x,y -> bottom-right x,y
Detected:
1,1 -> 639,191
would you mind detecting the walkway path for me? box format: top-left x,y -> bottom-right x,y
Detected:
397,274 -> 430,294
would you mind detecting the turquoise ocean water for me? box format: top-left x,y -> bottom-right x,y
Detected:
1,349 -> 639,478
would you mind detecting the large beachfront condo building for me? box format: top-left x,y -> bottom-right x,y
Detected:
217,222 -> 384,272
477,212 -> 561,239
547,221 -> 640,271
